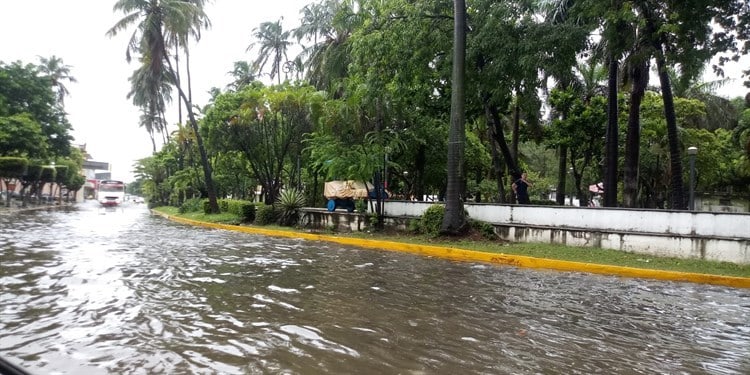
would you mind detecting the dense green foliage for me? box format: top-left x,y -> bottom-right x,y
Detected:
0,157 -> 29,179
0,58 -> 85,204
125,0 -> 747,215
9,1 -> 750,217
255,204 -> 279,226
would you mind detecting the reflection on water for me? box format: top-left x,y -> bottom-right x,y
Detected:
1,202 -> 749,374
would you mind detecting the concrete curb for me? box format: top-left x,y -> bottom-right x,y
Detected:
152,210 -> 750,289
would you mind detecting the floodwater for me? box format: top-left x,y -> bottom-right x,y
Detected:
1,202 -> 749,374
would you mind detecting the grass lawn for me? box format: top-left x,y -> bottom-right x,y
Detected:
153,206 -> 750,278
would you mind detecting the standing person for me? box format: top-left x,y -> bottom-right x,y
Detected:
512,172 -> 533,204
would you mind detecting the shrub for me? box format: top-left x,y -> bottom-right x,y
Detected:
418,204 -> 445,236
255,204 -> 278,226
355,199 -> 368,213
239,201 -> 256,223
179,198 -> 204,213
275,188 -> 306,226
218,199 -> 230,212
367,212 -> 379,228
407,218 -> 421,233
470,219 -> 498,240
224,199 -> 255,222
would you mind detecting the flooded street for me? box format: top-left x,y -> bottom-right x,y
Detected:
1,202 -> 749,374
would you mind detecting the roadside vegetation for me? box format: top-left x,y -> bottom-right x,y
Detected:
153,205 -> 750,279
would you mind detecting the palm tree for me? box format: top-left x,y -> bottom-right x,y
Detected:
163,0 -> 211,125
294,2 -> 331,46
441,0 -> 468,235
37,55 -> 77,106
538,0 -> 606,206
108,0 -> 220,214
226,61 -> 256,91
127,61 -> 173,150
669,68 -> 738,131
622,40 -> 651,208
247,19 -> 292,85
731,93 -> 750,158
297,0 -> 357,93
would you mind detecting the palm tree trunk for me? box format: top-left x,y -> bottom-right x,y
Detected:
186,38 -> 194,106
149,131 -> 157,154
441,0 -> 468,235
165,60 -> 220,214
556,145 -> 568,205
511,99 -> 520,162
175,42 -> 183,125
623,58 -> 648,208
655,50 -> 686,209
604,54 -> 619,207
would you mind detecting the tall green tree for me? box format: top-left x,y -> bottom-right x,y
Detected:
0,114 -> 49,158
547,89 -> 608,207
538,0 -> 602,205
294,0 -> 354,92
37,55 -> 77,107
108,0 -> 220,213
204,84 -> 322,204
622,44 -> 651,208
635,0 -> 749,209
226,61 -> 256,91
164,0 -> 211,126
248,20 -> 292,85
669,67 -> 737,131
0,60 -> 72,159
127,61 -> 172,151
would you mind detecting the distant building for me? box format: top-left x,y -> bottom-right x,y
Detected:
78,144 -> 111,201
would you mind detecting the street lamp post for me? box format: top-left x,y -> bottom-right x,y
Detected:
688,146 -> 698,210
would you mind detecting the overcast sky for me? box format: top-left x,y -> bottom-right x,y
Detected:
1,0 -> 309,181
1,1 -> 748,182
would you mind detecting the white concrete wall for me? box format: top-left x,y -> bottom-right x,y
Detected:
383,201 -> 750,264
384,201 -> 749,238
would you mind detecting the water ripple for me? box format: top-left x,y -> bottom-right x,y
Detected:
1,202 -> 749,374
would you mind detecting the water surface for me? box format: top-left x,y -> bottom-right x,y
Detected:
1,202 -> 748,374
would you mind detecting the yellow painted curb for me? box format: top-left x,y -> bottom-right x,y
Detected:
153,211 -> 750,289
